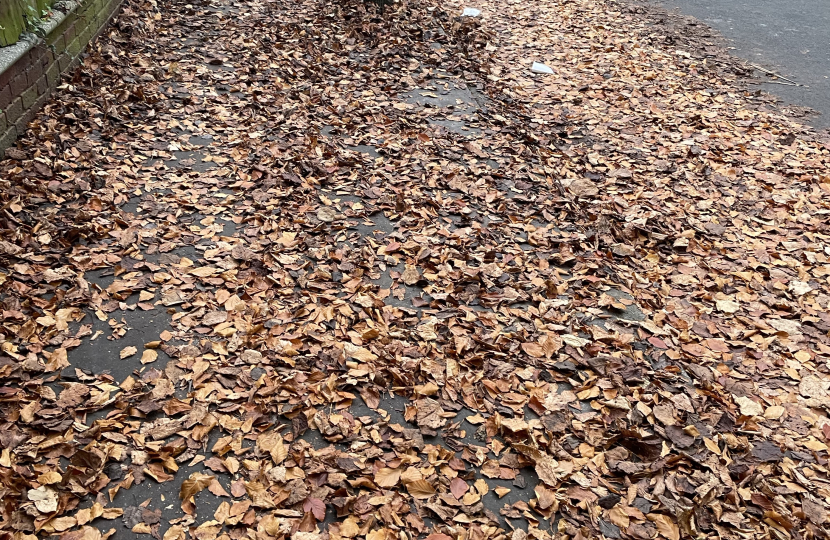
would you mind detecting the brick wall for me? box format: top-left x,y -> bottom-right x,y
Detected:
0,0 -> 124,154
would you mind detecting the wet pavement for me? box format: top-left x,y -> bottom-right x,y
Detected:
660,0 -> 830,129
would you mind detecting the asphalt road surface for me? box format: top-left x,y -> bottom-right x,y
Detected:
663,0 -> 830,130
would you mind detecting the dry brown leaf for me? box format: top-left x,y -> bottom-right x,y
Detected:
140,349 -> 158,364
180,472 -> 215,501
406,479 -> 437,499
375,467 -> 402,488
648,514 -> 680,540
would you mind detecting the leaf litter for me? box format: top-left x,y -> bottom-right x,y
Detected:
0,0 -> 830,539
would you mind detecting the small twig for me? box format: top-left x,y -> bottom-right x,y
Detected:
747,63 -> 805,86
764,80 -> 798,87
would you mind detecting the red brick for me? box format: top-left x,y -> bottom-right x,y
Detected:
26,62 -> 44,87
57,52 -> 72,72
0,67 -> 14,89
62,22 -> 76,43
39,47 -> 53,67
0,86 -> 11,110
0,0 -> 127,155
10,73 -> 27,97
33,90 -> 51,112
49,34 -> 66,54
25,50 -> 38,68
36,75 -> 48,95
4,97 -> 23,124
0,127 -> 19,154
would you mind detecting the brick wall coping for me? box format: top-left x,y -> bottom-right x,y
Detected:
0,0 -> 124,153
0,1 -> 81,78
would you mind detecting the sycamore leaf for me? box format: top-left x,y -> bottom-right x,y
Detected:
303,497 -> 326,521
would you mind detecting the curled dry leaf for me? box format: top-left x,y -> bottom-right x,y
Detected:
2,0 -> 830,536
180,472 -> 215,501
28,485 -> 58,513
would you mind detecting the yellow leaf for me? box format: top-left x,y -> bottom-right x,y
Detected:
535,455 -> 572,487
474,478 -> 489,496
163,525 -> 186,540
344,343 -> 377,362
400,467 -> 423,484
190,266 -> 217,277
764,405 -> 785,420
101,507 -> 123,519
406,479 -> 436,499
374,467 -> 402,488
37,471 -> 62,485
608,506 -> 629,528
414,382 -> 439,396
703,437 -> 721,456
257,432 -> 287,464
245,481 -> 275,508
804,438 -> 828,452
340,516 -> 361,538
540,332 -> 562,358
76,503 -> 104,525
180,472 -> 215,501
141,349 -> 158,364
48,516 -> 77,532
402,265 -> 420,285
648,514 -> 680,540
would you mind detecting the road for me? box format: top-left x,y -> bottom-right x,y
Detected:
663,0 -> 830,130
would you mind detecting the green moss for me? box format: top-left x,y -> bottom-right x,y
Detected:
0,0 -> 55,47
0,1 -> 27,47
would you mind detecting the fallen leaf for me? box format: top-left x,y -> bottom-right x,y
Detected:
180,472 -> 215,501
406,479 -> 437,499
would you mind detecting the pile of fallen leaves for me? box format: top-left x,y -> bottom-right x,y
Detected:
1,0 -> 830,538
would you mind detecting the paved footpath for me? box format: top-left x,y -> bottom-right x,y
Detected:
1,0 -> 830,538
663,0 -> 830,129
